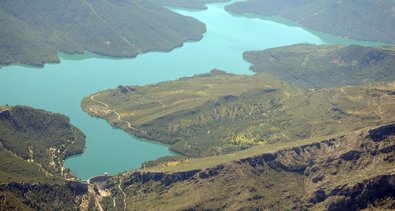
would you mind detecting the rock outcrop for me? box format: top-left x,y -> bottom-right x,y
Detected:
114,123 -> 395,210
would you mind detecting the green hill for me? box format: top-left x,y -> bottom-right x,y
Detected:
0,106 -> 94,211
0,0 -> 205,67
225,0 -> 395,44
0,106 -> 85,177
244,44 -> 395,89
81,68 -> 395,157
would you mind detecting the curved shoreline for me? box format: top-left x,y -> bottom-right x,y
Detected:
224,2 -> 393,45
225,11 -> 384,47
0,32 -> 206,69
89,94 -> 145,134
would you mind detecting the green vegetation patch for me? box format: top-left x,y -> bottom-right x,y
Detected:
0,0 -> 205,67
0,106 -> 85,177
0,181 -> 88,211
82,70 -> 296,157
226,0 -> 395,44
149,0 -> 229,10
0,146 -> 48,183
82,67 -> 395,158
244,44 -> 395,89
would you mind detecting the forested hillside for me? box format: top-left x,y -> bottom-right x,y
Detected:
0,106 -> 85,176
0,0 -> 205,67
149,0 -> 229,10
226,0 -> 395,44
244,44 -> 395,89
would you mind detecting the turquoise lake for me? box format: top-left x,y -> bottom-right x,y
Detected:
0,1 -> 381,179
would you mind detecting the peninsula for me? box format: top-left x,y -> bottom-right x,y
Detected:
0,0 -> 205,67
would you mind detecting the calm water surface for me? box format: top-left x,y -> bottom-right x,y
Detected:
0,1 -> 381,179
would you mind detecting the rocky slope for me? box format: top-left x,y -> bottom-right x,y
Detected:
0,0 -> 205,67
105,123 -> 395,210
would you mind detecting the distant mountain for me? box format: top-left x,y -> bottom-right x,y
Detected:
226,0 -> 395,44
148,0 -> 229,10
244,44 -> 395,89
0,0 -> 205,67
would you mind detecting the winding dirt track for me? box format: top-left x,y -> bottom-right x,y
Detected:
90,94 -> 144,133
118,178 -> 127,211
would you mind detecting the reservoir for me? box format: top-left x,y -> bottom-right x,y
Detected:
0,1 -> 380,179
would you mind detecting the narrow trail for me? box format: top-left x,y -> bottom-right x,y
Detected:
302,0 -> 342,20
118,178 -> 127,211
113,196 -> 117,209
88,185 -> 104,211
0,141 -> 53,177
146,93 -> 166,107
90,94 -> 145,133
367,102 -> 384,120
340,87 -> 384,120
82,0 -> 136,49
340,87 -> 352,98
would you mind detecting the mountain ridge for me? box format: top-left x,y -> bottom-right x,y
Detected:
101,123 -> 395,210
0,0 -> 206,67
225,0 -> 395,44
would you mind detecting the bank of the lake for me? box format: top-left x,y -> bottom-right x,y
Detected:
0,1 -> 382,179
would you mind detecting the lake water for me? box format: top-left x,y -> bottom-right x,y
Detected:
0,1 -> 381,179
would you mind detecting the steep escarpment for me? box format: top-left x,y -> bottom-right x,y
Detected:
0,0 -> 205,67
106,123 -> 395,210
225,0 -> 395,44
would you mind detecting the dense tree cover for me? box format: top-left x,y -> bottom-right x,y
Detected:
82,58 -> 395,157
0,182 -> 88,211
244,44 -> 395,89
0,106 -> 93,211
149,0 -> 229,10
0,106 -> 85,175
0,147 -> 49,183
134,82 -> 395,157
0,0 -> 205,67
225,0 -> 395,44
